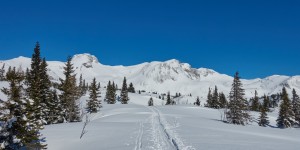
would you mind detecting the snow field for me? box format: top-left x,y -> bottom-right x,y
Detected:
42,92 -> 300,150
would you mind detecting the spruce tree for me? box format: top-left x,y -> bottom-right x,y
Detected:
251,90 -> 260,111
128,82 -> 135,93
226,72 -> 250,125
28,42 -> 44,123
0,67 -> 46,149
166,92 -> 172,105
292,89 -> 300,126
276,87 -> 295,128
87,78 -> 101,113
258,95 -> 270,127
120,77 -> 129,104
195,96 -> 200,106
262,95 -> 270,112
0,63 -> 5,81
106,81 -> 116,104
51,90 -> 64,124
78,74 -> 84,96
219,92 -> 227,108
205,88 -> 213,107
211,86 -> 219,109
148,97 -> 154,106
97,82 -> 101,89
59,56 -> 81,122
40,58 -> 54,124
0,67 -> 26,149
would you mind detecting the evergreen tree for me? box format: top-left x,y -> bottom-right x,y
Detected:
258,95 -> 270,127
148,97 -> 154,106
128,82 -> 135,93
251,90 -> 260,111
50,90 -> 64,124
276,87 -> 295,128
97,82 -> 101,89
226,72 -> 250,125
82,79 -> 87,94
0,67 -> 46,149
292,89 -> 300,126
205,88 -> 213,107
28,42 -> 44,123
24,68 -> 30,88
106,81 -> 116,104
166,92 -> 172,105
0,63 -> 5,81
219,92 -> 227,108
262,95 -> 270,112
40,58 -> 55,124
120,77 -> 129,104
59,56 -> 81,122
78,74 -> 84,96
87,78 -> 101,113
112,81 -> 116,91
211,86 -> 219,109
195,96 -> 200,106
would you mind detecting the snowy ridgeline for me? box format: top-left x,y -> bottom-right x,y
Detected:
1,53 -> 300,100
42,92 -> 300,150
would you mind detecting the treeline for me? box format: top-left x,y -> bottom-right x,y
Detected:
202,72 -> 300,128
0,42 -> 104,149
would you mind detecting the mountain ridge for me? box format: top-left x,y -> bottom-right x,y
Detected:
1,53 -> 299,99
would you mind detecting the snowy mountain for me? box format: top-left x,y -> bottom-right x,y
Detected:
1,53 -> 299,99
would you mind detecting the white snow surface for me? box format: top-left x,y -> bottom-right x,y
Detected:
41,92 -> 300,150
1,53 -> 299,100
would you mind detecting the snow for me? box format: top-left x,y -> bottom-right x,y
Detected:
1,53 -> 300,100
40,92 -> 300,150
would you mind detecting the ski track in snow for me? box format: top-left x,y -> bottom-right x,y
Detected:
143,106 -> 195,150
134,122 -> 144,150
148,106 -> 177,150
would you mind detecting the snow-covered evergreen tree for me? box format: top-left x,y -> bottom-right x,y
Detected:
120,77 -> 129,104
166,92 -> 172,105
128,82 -> 135,93
87,78 -> 101,113
276,87 -> 295,128
211,86 -> 219,109
219,92 -> 227,108
0,67 -> 46,149
59,56 -> 81,122
250,90 -> 260,111
106,81 -> 116,104
292,89 -> 300,126
258,95 -> 269,127
0,63 -> 5,81
226,72 -> 250,125
50,90 -> 64,124
27,42 -> 44,123
148,97 -> 154,106
205,88 -> 213,107
40,58 -> 55,124
195,96 -> 200,106
262,94 -> 270,112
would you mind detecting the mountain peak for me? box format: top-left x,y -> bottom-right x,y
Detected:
72,53 -> 99,68
72,53 -> 99,63
164,59 -> 180,64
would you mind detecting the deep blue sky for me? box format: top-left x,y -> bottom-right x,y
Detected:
0,0 -> 299,79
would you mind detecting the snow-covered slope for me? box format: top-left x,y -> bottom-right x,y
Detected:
42,92 -> 300,150
1,53 -> 299,100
